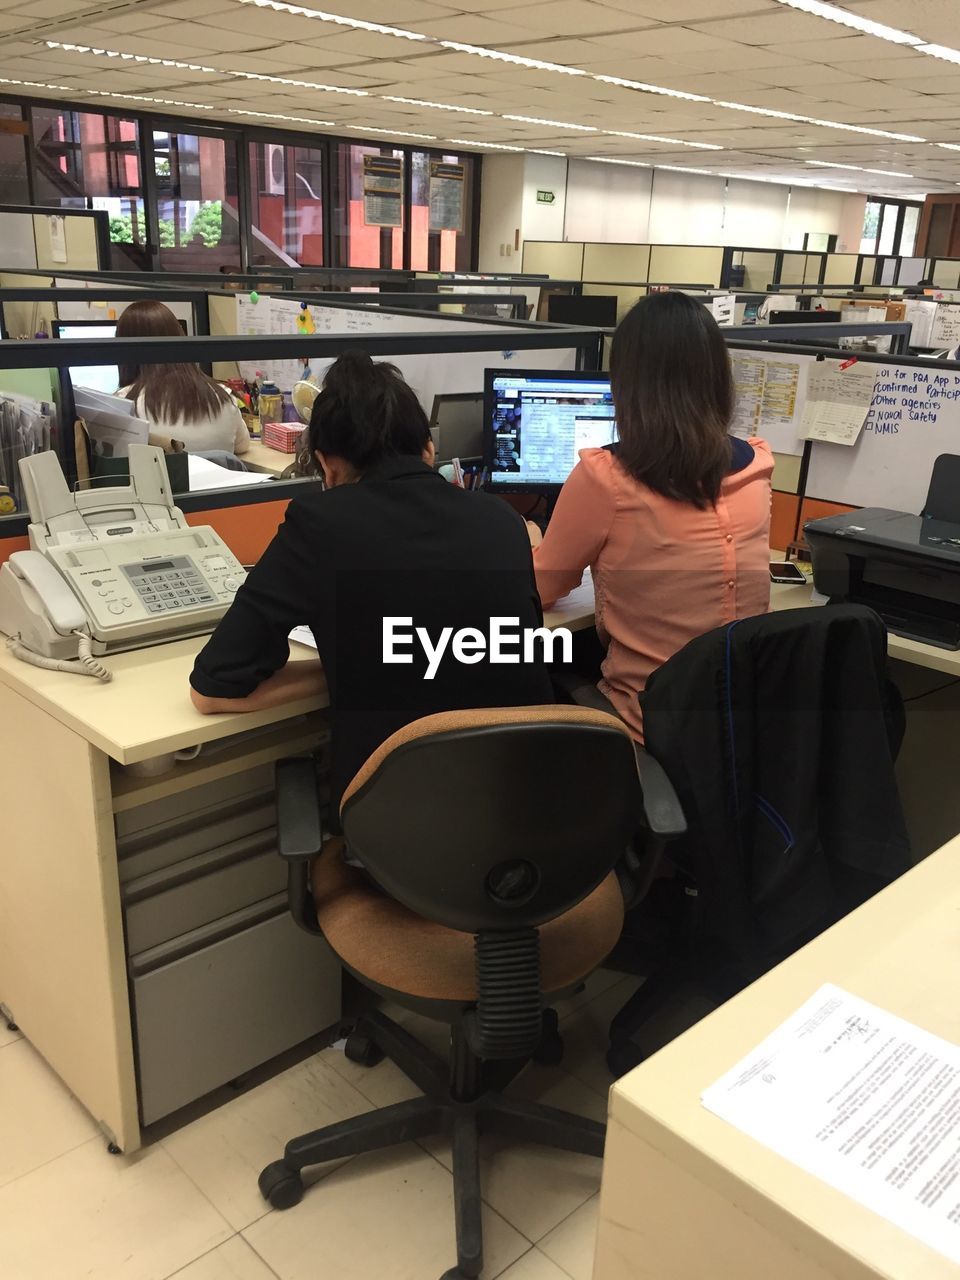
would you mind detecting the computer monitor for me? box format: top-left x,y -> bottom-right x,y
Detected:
52,320 -> 119,397
430,392 -> 484,464
547,294 -> 618,328
769,309 -> 841,325
484,369 -> 617,492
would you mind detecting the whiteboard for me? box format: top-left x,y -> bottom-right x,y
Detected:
233,296 -> 578,412
805,359 -> 960,512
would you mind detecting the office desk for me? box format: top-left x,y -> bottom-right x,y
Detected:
593,832 -> 960,1280
242,440 -> 296,477
0,638 -> 336,1154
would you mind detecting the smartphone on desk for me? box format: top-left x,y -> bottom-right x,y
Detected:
769,561 -> 807,584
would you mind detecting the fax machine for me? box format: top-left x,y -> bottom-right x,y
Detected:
805,507 -> 960,650
0,444 -> 247,678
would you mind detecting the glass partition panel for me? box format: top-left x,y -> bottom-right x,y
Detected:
331,142 -> 403,269
248,140 -> 324,267
154,130 -> 241,271
409,150 -> 475,272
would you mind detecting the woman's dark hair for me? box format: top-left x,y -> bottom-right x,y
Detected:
304,351 -> 431,473
609,292 -> 734,508
117,300 -> 230,422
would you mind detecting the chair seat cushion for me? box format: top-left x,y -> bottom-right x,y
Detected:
311,840 -> 625,1002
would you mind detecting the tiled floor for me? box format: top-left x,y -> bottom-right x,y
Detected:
0,971 -> 639,1280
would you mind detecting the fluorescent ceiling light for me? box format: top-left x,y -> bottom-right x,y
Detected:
656,165 -> 719,176
46,40 -> 217,72
503,114 -> 597,132
592,75 -> 709,102
771,0 -> 921,44
863,167 -> 914,177
383,96 -> 492,115
229,109 -> 335,125
235,72 -> 367,95
439,42 -> 587,75
448,139 -> 525,151
0,75 -> 80,91
605,130 -> 723,150
714,100 -> 923,141
351,125 -> 437,139
93,94 -> 216,109
529,149 -> 566,156
806,160 -> 860,169
238,0 -> 427,40
585,156 -> 649,167
917,43 -> 960,63
938,143 -> 960,152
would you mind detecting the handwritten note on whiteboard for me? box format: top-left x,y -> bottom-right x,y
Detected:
931,305 -> 960,349
702,985 -> 960,1266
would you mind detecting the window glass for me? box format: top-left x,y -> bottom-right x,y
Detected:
409,150 -> 475,272
899,205 -> 920,257
860,201 -> 881,254
154,130 -> 241,270
32,106 -> 144,267
331,143 -> 403,269
0,103 -> 28,203
248,140 -> 323,266
877,204 -> 897,256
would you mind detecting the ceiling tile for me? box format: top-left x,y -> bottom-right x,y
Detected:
494,0 -> 656,36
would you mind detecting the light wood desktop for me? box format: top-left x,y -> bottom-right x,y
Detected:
242,439 -> 297,477
593,831 -> 960,1280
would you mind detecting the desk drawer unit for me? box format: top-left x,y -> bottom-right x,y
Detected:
115,756 -> 340,1125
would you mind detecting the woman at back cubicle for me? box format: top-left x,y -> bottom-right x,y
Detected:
530,292 -> 773,738
117,300 -> 251,458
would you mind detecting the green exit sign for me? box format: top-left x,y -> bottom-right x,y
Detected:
536,189 -> 556,204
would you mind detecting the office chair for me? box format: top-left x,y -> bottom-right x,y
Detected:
260,705 -> 644,1280
607,605 -> 912,1076
922,453 -> 960,524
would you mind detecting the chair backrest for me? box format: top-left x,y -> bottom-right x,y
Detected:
340,705 -> 639,933
923,454 -> 960,523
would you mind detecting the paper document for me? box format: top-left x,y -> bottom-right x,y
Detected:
904,300 -> 939,349
730,354 -> 805,439
710,294 -> 736,327
702,984 -> 960,1265
841,305 -> 886,325
931,305 -> 960,350
187,456 -> 274,491
800,360 -> 879,446
289,625 -> 318,650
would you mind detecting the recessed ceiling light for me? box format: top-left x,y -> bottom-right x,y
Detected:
656,165 -> 719,176
585,156 -> 650,167
46,40 -> 217,72
605,130 -> 724,150
714,98 -> 924,141
448,139 -> 525,151
863,167 -> 914,177
235,72 -> 368,95
593,75 -> 709,102
228,109 -> 335,125
351,125 -> 437,139
939,143 -> 960,152
440,42 -> 587,75
503,114 -> 597,131
238,0 -> 427,40
0,75 -> 80,91
771,0 -> 921,44
383,96 -> 492,115
91,93 -> 216,109
917,43 -> 960,64
806,160 -> 860,170
528,149 -> 566,156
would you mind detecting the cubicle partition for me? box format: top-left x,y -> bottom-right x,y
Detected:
0,204 -> 110,274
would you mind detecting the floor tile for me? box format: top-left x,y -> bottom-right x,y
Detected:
550,968 -> 626,1022
244,1142 -> 529,1280
166,1236 -> 278,1280
537,1195 -> 600,1280
495,1247 -> 574,1279
322,1006 -> 451,1108
0,1139 -> 232,1280
164,1052 -> 376,1231
560,978 -> 642,1100
423,1068 -> 605,1243
0,1037 -> 100,1188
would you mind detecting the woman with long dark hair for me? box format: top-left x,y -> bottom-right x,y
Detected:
531,291 -> 773,737
117,300 -> 250,456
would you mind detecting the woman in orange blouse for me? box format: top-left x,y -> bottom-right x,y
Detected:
531,291 -> 773,739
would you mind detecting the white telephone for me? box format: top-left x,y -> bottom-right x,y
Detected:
0,444 -> 247,680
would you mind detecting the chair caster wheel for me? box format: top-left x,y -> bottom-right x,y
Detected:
344,1032 -> 384,1068
534,1008 -> 564,1066
106,1142 -> 122,1156
259,1161 -> 304,1210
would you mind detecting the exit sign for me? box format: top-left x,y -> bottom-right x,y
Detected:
536,190 -> 556,204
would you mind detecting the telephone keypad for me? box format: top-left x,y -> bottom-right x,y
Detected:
122,556 -> 217,613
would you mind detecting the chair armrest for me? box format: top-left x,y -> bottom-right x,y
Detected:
634,747 -> 687,839
275,755 -> 326,936
276,755 -> 325,860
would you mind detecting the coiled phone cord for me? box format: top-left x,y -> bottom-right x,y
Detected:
7,631 -> 113,682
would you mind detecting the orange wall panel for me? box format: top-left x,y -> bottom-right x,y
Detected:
770,491 -> 800,552
185,499 -> 290,565
0,535 -> 30,567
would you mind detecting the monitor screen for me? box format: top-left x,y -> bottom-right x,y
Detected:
547,294 -> 618,328
54,321 -> 119,397
485,370 -> 617,490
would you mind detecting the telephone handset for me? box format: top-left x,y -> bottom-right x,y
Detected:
3,551 -> 112,681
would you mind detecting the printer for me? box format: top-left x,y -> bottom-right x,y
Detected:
805,508 -> 960,651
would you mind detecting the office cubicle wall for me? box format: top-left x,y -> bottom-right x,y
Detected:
823,254 -> 860,286
581,243 -> 651,283
522,240 -> 725,287
521,241 -> 585,279
737,251 -> 778,291
0,206 -> 109,274
646,245 -> 723,286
